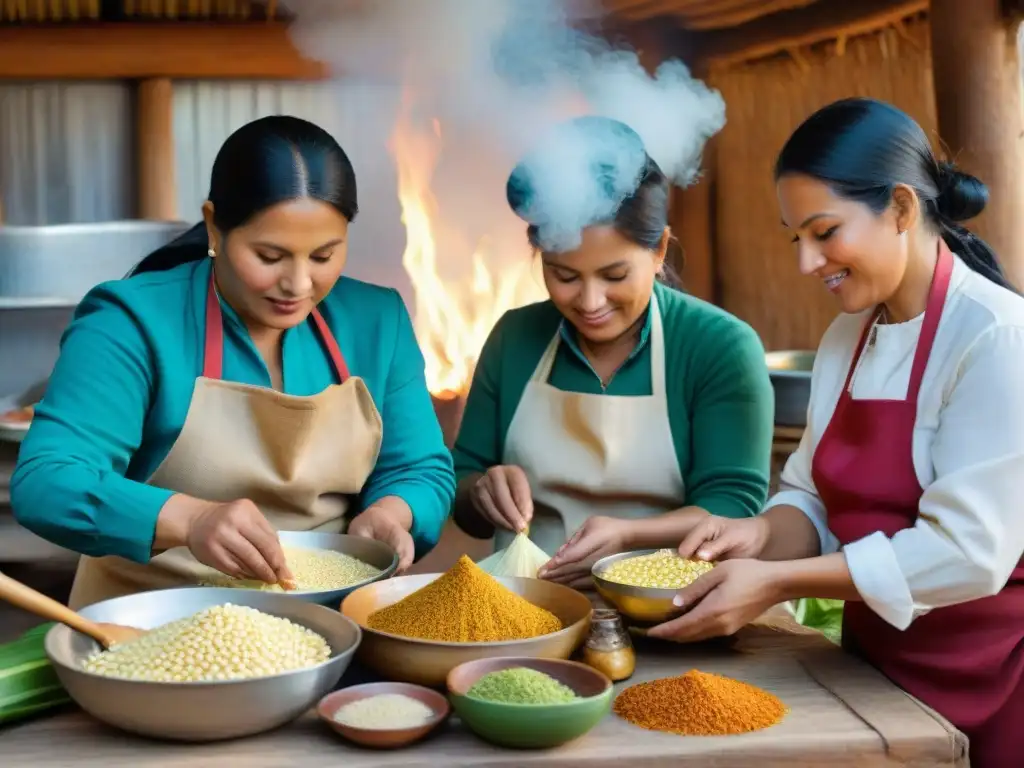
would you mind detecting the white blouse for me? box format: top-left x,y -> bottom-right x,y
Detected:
766,255 -> 1024,630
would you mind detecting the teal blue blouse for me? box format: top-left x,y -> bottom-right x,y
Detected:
11,257 -> 455,563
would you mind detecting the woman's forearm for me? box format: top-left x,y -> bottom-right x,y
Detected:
770,552 -> 863,603
760,504 -> 824,561
627,506 -> 710,550
153,493 -> 215,551
451,473 -> 495,539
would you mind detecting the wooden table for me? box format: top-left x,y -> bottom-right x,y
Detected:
3,614 -> 968,768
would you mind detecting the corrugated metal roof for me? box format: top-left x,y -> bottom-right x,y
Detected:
0,82 -> 133,225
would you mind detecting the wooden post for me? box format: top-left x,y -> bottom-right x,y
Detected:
136,78 -> 177,221
623,22 -> 718,302
929,0 -> 1024,288
672,137 -> 717,303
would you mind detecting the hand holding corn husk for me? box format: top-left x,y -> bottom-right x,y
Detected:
538,516 -> 631,589
470,464 -> 534,533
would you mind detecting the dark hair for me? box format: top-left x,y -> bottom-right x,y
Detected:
133,115 -> 358,275
775,97 -> 1013,291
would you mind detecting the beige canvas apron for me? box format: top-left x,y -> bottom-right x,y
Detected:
500,292 -> 684,556
69,271 -> 382,609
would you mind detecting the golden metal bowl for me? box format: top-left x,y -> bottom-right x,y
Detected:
340,574 -> 593,687
591,549 -> 688,626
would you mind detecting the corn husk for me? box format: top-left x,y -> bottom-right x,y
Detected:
0,622 -> 72,725
477,532 -> 550,579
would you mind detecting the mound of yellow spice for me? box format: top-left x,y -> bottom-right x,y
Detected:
614,670 -> 787,735
366,555 -> 563,642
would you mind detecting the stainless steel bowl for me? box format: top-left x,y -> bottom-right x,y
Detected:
44,588 -> 361,742
273,531 -> 399,607
765,350 -> 815,427
591,550 -> 688,626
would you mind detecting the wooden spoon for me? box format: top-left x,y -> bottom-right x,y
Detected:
0,571 -> 145,649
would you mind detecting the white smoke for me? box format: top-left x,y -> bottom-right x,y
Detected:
287,0 -> 725,252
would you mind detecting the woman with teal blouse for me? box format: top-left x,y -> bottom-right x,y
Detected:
11,116 -> 455,608
451,117 -> 774,587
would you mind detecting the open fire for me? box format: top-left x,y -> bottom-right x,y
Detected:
389,95 -> 548,403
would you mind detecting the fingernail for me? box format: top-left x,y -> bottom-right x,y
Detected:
697,550 -> 709,561
672,594 -> 684,607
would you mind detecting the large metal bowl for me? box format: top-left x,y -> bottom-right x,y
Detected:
340,574 -> 593,687
272,531 -> 399,606
765,350 -> 815,427
592,549 -> 692,626
44,588 -> 361,742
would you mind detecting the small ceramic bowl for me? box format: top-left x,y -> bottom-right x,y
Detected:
317,682 -> 450,749
447,657 -> 612,749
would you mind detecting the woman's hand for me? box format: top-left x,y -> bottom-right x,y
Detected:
471,465 -> 534,533
646,559 -> 784,643
538,516 -> 631,589
349,499 -> 416,573
677,515 -> 770,562
185,498 -> 294,586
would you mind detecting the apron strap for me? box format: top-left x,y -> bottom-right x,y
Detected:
530,329 -> 562,384
840,240 -> 954,401
203,270 -> 350,382
648,292 -> 665,398
203,271 -> 225,380
906,240 -> 953,402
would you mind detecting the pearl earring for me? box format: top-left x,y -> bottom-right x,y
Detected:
208,248 -> 216,258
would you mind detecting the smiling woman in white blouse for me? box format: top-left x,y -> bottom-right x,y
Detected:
641,98 -> 1024,768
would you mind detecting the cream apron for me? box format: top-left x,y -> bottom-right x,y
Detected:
500,293 -> 685,556
69,271 -> 383,609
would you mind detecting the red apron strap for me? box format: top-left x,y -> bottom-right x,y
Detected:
203,270 -> 350,383
310,307 -> 351,382
203,271 -> 225,380
906,240 -> 954,401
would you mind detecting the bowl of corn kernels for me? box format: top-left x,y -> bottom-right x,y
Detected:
44,587 -> 362,742
591,549 -> 716,625
196,531 -> 399,607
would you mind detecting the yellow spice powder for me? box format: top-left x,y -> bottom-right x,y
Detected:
366,555 -> 562,642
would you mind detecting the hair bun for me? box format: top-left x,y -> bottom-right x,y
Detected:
937,162 -> 987,222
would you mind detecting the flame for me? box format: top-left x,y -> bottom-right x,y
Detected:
390,98 -> 547,399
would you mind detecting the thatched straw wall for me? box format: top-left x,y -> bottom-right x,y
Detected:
707,17 -> 935,351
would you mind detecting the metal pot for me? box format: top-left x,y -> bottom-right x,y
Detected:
765,350 -> 814,428
0,220 -> 191,304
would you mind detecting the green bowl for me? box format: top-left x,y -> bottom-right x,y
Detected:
446,657 -> 612,749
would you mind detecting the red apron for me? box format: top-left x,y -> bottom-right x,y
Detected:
811,242 -> 1024,767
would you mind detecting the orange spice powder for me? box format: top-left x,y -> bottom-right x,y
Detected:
613,670 -> 787,736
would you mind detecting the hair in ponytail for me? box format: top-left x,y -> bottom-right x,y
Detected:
774,97 -> 1015,292
132,115 -> 358,276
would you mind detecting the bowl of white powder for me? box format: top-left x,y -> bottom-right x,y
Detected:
317,681 -> 450,748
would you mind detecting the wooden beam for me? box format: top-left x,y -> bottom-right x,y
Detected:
0,22 -> 327,80
930,0 -> 1024,290
136,79 -> 177,221
693,0 -> 928,68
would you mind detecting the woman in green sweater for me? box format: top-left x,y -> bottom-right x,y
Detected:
451,117 -> 774,587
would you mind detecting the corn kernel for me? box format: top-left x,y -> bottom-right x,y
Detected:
82,604 -> 330,683
200,546 -> 381,592
600,549 -> 714,589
